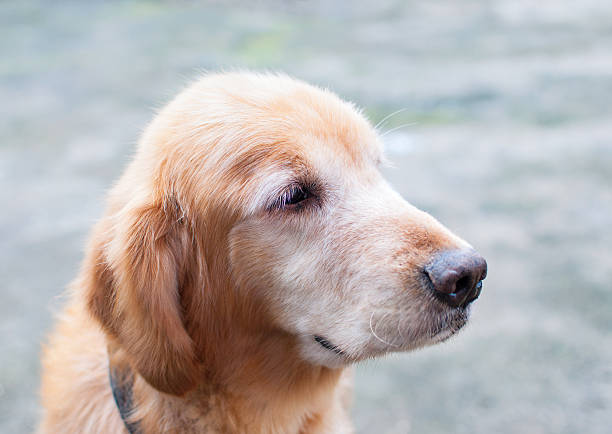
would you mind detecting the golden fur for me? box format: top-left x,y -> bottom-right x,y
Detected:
40,72 -> 473,433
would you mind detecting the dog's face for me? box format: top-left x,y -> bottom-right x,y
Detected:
88,73 -> 486,395
217,76 -> 482,368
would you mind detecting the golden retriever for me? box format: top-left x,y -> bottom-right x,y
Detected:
39,72 -> 487,433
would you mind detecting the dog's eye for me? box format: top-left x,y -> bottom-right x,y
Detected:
286,186 -> 309,205
274,184 -> 312,210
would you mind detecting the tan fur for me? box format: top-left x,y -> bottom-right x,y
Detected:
40,72 -> 472,433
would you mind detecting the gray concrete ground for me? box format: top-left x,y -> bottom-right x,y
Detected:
1,1 -> 611,432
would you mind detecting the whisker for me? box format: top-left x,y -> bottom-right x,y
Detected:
396,315 -> 405,346
373,311 -> 388,336
380,122 -> 417,138
374,108 -> 408,131
369,312 -> 400,348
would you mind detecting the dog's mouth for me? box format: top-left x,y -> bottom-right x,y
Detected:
314,335 -> 346,356
311,304 -> 471,364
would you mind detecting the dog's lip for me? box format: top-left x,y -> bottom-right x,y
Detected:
430,308 -> 469,340
313,335 -> 346,356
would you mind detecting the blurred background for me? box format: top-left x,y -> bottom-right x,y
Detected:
1,1 -> 611,432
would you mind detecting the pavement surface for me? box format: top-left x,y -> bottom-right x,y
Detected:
1,1 -> 611,433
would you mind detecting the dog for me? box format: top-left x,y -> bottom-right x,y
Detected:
39,72 -> 487,433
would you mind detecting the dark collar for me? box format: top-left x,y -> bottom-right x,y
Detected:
108,362 -> 140,434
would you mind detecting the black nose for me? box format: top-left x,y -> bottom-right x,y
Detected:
424,249 -> 487,308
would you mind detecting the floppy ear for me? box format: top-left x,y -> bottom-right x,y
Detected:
85,198 -> 199,396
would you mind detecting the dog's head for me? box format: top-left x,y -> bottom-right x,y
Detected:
85,72 -> 486,395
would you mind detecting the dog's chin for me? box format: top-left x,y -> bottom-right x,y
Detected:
428,306 -> 471,343
426,309 -> 470,345
301,306 -> 471,368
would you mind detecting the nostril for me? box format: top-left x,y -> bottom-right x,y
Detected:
454,275 -> 472,295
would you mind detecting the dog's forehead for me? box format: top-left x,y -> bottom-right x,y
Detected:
271,94 -> 381,167
148,73 -> 385,214
237,83 -> 382,169
190,72 -> 383,165
230,108 -> 383,202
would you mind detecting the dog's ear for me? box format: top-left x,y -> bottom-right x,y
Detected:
84,197 -> 199,396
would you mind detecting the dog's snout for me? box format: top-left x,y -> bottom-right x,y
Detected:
424,249 -> 487,308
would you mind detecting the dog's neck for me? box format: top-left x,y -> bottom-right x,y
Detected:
102,241 -> 350,432
109,321 -> 346,433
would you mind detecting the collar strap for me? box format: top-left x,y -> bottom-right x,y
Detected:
108,363 -> 140,434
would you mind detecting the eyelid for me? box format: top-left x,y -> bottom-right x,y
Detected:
267,183 -> 303,210
283,184 -> 306,205
268,181 -> 319,211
